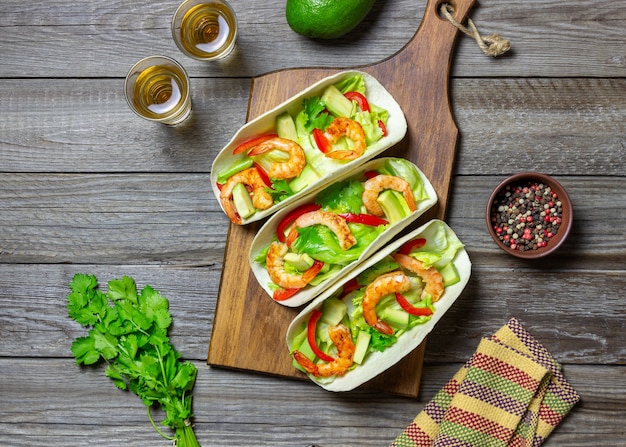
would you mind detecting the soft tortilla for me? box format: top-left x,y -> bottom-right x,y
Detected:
211,70 -> 408,225
248,157 -> 438,307
285,219 -> 472,392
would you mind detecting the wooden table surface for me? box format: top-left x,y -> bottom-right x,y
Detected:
1,0 -> 624,446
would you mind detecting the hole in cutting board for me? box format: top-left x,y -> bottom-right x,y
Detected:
437,1 -> 457,21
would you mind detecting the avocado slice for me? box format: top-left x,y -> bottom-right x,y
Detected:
320,297 -> 348,326
353,331 -> 371,365
231,182 -> 256,220
377,189 -> 412,224
381,308 -> 410,329
284,252 -> 315,271
321,85 -> 354,118
289,164 -> 321,193
439,262 -> 461,287
275,111 -> 298,141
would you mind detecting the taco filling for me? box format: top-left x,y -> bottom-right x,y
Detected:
216,73 -> 392,224
289,220 -> 465,380
253,158 -> 432,302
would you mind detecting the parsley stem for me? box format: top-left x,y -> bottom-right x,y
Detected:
147,406 -> 175,441
155,344 -> 169,387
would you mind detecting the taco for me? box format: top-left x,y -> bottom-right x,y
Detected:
285,219 -> 471,391
211,70 -> 407,225
249,157 -> 437,307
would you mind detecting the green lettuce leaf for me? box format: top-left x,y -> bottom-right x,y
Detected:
292,223 -> 383,266
334,75 -> 366,95
315,179 -> 364,214
382,158 -> 428,200
410,221 -> 465,269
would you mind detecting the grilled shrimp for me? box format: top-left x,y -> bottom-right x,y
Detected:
392,253 -> 444,302
293,324 -> 355,377
266,241 -> 320,290
287,209 -> 357,250
323,117 -> 367,160
220,167 -> 273,224
362,174 -> 417,217
247,137 -> 306,179
362,271 -> 412,335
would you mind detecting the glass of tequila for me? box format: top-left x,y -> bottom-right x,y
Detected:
171,0 -> 238,61
124,56 -> 192,126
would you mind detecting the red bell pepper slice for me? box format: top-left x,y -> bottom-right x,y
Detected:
340,277 -> 362,298
273,288 -> 300,301
344,91 -> 370,112
395,292 -> 433,317
364,170 -> 379,180
276,203 -> 322,243
339,213 -> 389,226
312,128 -> 331,153
232,133 -> 277,154
253,162 -> 272,187
377,119 -> 388,137
398,238 -> 427,255
307,309 -> 334,362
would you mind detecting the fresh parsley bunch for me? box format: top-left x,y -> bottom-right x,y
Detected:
67,273 -> 201,447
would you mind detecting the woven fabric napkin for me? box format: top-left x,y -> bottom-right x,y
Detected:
390,318 -> 580,447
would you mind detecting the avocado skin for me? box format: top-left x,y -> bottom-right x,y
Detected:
286,0 -> 377,39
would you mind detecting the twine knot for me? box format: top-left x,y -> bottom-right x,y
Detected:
441,3 -> 511,57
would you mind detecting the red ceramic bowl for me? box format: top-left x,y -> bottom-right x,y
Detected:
486,172 -> 573,259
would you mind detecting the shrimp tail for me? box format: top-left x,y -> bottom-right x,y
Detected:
325,150 -> 362,160
246,140 -> 273,156
221,197 -> 242,225
373,321 -> 395,335
404,190 -> 417,212
285,226 -> 299,247
293,350 -> 320,375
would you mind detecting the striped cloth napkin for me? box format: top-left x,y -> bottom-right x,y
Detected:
390,318 -> 580,447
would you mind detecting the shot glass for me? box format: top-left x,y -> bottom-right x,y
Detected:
171,0 -> 238,61
124,56 -> 192,126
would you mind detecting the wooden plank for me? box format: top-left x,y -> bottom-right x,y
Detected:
0,358 -> 624,446
0,175 -> 624,266
1,263 -> 624,363
2,78 -> 625,174
2,0 -> 626,78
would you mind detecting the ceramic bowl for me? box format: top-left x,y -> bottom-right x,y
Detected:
486,172 -> 573,259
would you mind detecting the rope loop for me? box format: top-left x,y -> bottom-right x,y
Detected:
440,3 -> 511,57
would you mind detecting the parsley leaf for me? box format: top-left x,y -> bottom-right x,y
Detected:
67,274 -> 201,446
267,179 -> 294,203
302,97 -> 333,133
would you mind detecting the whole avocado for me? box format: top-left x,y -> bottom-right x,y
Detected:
286,0 -> 377,39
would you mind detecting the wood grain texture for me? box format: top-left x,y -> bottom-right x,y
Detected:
1,0 -> 625,444
1,358 -> 624,446
1,0 -> 626,78
208,0 -> 476,396
1,175 -> 623,266
1,262 -> 624,363
2,78 -> 624,174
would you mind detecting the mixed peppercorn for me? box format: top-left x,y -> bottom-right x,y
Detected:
490,181 -> 563,252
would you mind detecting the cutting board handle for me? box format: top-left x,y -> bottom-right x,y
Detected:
366,0 -> 476,210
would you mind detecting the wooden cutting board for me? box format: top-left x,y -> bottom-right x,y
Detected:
208,0 -> 475,397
